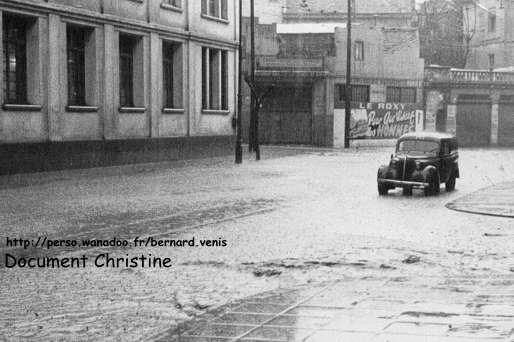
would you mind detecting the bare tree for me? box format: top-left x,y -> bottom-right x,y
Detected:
418,0 -> 475,68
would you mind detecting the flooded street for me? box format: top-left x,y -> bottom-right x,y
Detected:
1,147 -> 513,341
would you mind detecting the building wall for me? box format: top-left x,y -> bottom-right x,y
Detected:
0,0 -> 239,173
285,0 -> 415,14
331,25 -> 424,147
241,0 -> 423,148
243,0 -> 416,27
465,0 -> 513,69
243,0 -> 286,24
332,26 -> 424,80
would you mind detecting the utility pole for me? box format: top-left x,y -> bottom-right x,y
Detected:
344,0 -> 352,149
235,0 -> 243,164
250,0 -> 260,160
252,0 -> 261,161
249,0 -> 256,153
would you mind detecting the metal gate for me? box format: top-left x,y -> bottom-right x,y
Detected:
498,95 -> 514,146
456,95 -> 491,147
259,86 -> 312,144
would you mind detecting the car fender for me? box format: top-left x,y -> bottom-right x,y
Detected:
422,165 -> 438,182
377,165 -> 389,179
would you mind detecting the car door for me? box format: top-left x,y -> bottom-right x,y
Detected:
439,140 -> 451,182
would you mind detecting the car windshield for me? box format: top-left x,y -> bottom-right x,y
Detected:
397,140 -> 440,155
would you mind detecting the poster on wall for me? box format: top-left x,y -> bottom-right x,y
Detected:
350,102 -> 423,139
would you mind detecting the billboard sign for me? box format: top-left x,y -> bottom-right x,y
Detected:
350,102 -> 423,139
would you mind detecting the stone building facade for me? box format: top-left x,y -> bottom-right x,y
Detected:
0,0 -> 238,174
419,0 -> 514,147
464,0 -> 514,70
424,66 -> 514,147
242,0 -> 424,147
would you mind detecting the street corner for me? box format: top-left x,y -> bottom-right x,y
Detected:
446,181 -> 514,218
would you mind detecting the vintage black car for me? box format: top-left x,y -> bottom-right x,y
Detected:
377,132 -> 459,196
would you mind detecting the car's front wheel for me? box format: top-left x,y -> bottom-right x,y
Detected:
446,172 -> 456,192
378,182 -> 389,195
424,170 -> 440,196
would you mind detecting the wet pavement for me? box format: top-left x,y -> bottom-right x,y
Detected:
153,273 -> 514,342
1,146 -> 514,341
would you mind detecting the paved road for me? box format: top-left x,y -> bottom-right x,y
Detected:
0,146 -> 513,341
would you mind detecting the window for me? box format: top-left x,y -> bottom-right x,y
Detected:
489,53 -> 495,69
67,25 -> 87,106
488,11 -> 496,33
334,84 -> 369,107
202,47 -> 228,111
119,34 -> 136,108
386,87 -> 417,103
202,0 -> 228,20
162,41 -> 183,109
3,14 -> 28,104
398,140 -> 439,156
354,41 -> 364,61
163,0 -> 181,8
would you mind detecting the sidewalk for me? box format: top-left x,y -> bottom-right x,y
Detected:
446,182 -> 514,218
0,145 -> 312,190
152,273 -> 514,342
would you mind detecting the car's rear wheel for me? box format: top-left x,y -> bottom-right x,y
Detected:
403,186 -> 412,196
424,171 -> 440,196
378,183 -> 389,195
446,172 -> 456,192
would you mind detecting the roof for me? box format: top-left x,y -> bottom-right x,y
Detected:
398,131 -> 456,142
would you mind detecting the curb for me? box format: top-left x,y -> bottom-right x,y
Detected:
446,182 -> 514,218
445,203 -> 514,218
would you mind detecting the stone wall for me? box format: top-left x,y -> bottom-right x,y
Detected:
285,0 -> 415,14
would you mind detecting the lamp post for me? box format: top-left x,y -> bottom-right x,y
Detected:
344,0 -> 352,149
235,0 -> 243,164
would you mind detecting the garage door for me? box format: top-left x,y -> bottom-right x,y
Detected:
259,86 -> 312,145
456,95 -> 491,147
498,95 -> 514,146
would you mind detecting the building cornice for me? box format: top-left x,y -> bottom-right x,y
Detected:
283,12 -> 415,21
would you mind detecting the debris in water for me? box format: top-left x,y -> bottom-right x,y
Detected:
402,255 -> 421,264
253,269 -> 282,277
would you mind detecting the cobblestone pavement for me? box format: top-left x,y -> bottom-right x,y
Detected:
153,272 -> 514,342
447,182 -> 514,218
1,146 -> 514,341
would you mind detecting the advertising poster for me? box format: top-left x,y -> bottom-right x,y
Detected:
350,102 -> 422,139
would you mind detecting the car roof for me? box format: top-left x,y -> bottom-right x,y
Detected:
398,131 -> 456,143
